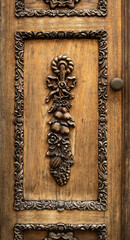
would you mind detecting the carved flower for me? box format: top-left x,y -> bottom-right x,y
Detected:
48,96 -> 72,113
45,68 -> 76,103
58,81 -> 66,89
47,136 -> 72,159
60,99 -> 71,108
61,139 -> 71,155
48,132 -> 59,145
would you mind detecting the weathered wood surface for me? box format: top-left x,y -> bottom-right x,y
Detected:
121,0 -> 130,239
24,0 -> 98,10
0,0 -> 129,239
24,39 -> 98,201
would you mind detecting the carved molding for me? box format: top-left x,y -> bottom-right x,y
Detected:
44,0 -> 80,9
15,0 -> 107,17
43,231 -> 78,240
46,55 -> 76,186
14,30 -> 107,211
14,223 -> 107,240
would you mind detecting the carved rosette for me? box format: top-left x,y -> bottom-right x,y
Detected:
46,55 -> 76,186
44,0 -> 80,9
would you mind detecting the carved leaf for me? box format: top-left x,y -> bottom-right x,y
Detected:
50,156 -> 62,168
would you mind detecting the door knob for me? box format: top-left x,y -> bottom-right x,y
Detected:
110,78 -> 124,91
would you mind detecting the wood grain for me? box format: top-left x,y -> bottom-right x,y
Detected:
24,39 -> 98,201
24,230 -> 97,240
121,0 -> 130,239
0,0 -> 127,239
24,0 -> 98,10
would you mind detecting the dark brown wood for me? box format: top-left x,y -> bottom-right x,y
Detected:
14,223 -> 107,240
15,0 -> 107,17
43,0 -> 81,9
122,0 -> 130,239
0,0 -> 129,239
14,30 -> 107,211
46,55 -> 76,186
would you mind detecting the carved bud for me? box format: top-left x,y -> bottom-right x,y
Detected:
60,126 -> 70,134
62,107 -> 68,113
51,122 -> 61,132
54,111 -> 63,118
63,112 -> 71,120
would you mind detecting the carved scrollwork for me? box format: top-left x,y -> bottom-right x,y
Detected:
14,31 -> 107,211
15,0 -> 107,17
46,55 -> 76,185
43,232 -> 78,240
44,0 -> 80,9
14,223 -> 107,240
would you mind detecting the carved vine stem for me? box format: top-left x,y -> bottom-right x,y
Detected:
46,55 -> 76,186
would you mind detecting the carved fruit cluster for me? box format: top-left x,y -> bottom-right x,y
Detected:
46,55 -> 76,186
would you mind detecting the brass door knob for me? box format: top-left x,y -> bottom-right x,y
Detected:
110,78 -> 124,91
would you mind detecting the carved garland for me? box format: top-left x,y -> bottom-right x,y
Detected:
46,55 -> 76,185
15,0 -> 107,17
15,30 -> 107,211
14,223 -> 107,240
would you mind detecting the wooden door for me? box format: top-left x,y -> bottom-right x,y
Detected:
0,0 -> 129,240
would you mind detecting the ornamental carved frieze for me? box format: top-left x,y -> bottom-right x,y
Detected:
14,224 -> 107,240
46,55 -> 76,185
44,0 -> 80,9
43,232 -> 78,240
15,0 -> 107,17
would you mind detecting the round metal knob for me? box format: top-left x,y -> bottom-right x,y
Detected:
110,78 -> 124,91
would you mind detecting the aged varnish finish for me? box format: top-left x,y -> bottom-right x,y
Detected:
0,0 -> 129,240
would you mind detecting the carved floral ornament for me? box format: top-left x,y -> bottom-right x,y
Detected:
43,232 -> 78,240
46,55 -> 76,185
14,31 -> 107,211
15,0 -> 107,17
14,223 -> 107,240
44,0 -> 80,9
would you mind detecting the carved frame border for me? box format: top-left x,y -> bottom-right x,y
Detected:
15,0 -> 107,17
14,30 -> 107,211
14,223 -> 107,239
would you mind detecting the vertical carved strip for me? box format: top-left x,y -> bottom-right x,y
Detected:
98,31 -> 107,208
14,32 -> 24,208
46,55 -> 76,185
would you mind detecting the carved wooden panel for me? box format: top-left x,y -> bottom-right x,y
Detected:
14,30 -> 107,211
15,0 -> 107,17
14,223 -> 107,240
